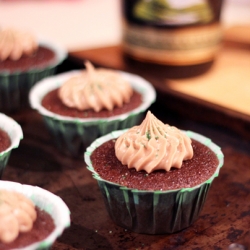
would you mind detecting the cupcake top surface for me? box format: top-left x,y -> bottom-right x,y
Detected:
115,111 -> 193,173
0,128 -> 11,153
30,69 -> 156,122
0,113 -> 23,154
0,190 -> 37,244
0,28 -> 38,61
58,61 -> 133,112
88,111 -> 222,191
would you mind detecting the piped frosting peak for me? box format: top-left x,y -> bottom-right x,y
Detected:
0,28 -> 38,61
58,61 -> 133,112
115,111 -> 193,173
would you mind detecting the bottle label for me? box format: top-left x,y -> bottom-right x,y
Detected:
132,0 -> 214,25
122,22 -> 222,65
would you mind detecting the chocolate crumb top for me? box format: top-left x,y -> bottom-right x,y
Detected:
42,88 -> 142,118
90,139 -> 219,191
0,128 -> 11,152
0,46 -> 55,72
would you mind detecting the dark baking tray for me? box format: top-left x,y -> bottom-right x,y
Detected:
2,29 -> 250,249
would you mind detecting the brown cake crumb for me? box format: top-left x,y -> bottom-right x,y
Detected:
42,88 -> 142,118
90,139 -> 219,191
0,46 -> 56,72
0,128 -> 11,152
0,206 -> 55,250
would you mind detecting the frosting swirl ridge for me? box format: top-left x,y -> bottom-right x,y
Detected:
0,28 -> 38,61
58,61 -> 133,112
0,190 -> 37,244
115,111 -> 193,173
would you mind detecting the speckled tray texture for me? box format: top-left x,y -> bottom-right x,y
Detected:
84,129 -> 224,234
29,70 -> 156,157
0,180 -> 71,250
0,113 -> 23,178
0,38 -> 67,113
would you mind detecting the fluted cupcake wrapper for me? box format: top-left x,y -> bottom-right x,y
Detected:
84,129 -> 224,234
30,70 -> 156,158
0,180 -> 71,250
97,180 -> 211,234
0,39 -> 67,113
42,113 -> 144,158
0,113 -> 23,178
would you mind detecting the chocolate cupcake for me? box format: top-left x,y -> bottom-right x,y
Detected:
29,62 -> 156,157
0,27 -> 67,112
0,180 -> 70,249
84,111 -> 224,234
0,113 -> 23,178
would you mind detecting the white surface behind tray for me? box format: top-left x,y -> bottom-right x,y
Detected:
0,0 -> 249,51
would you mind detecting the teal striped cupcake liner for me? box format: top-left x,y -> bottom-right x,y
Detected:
0,113 -> 23,178
29,70 -> 156,158
0,180 -> 70,250
0,39 -> 67,113
84,129 -> 224,234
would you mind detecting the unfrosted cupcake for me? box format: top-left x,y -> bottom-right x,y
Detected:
0,27 -> 67,112
84,111 -> 224,234
0,113 -> 23,178
0,180 -> 70,250
29,62 -> 156,157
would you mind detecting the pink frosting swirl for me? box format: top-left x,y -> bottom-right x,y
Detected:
115,111 -> 193,173
0,28 -> 38,61
0,190 -> 37,244
58,61 -> 133,112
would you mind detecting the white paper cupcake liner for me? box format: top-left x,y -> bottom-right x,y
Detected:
0,38 -> 67,113
29,70 -> 156,157
0,180 -> 71,250
84,129 -> 224,234
0,113 -> 23,178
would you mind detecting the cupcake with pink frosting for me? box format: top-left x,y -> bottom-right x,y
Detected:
0,27 -> 66,112
29,62 -> 156,157
84,111 -> 224,234
0,180 -> 70,250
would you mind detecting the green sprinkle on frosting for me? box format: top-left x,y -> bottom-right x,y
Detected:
146,130 -> 151,140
